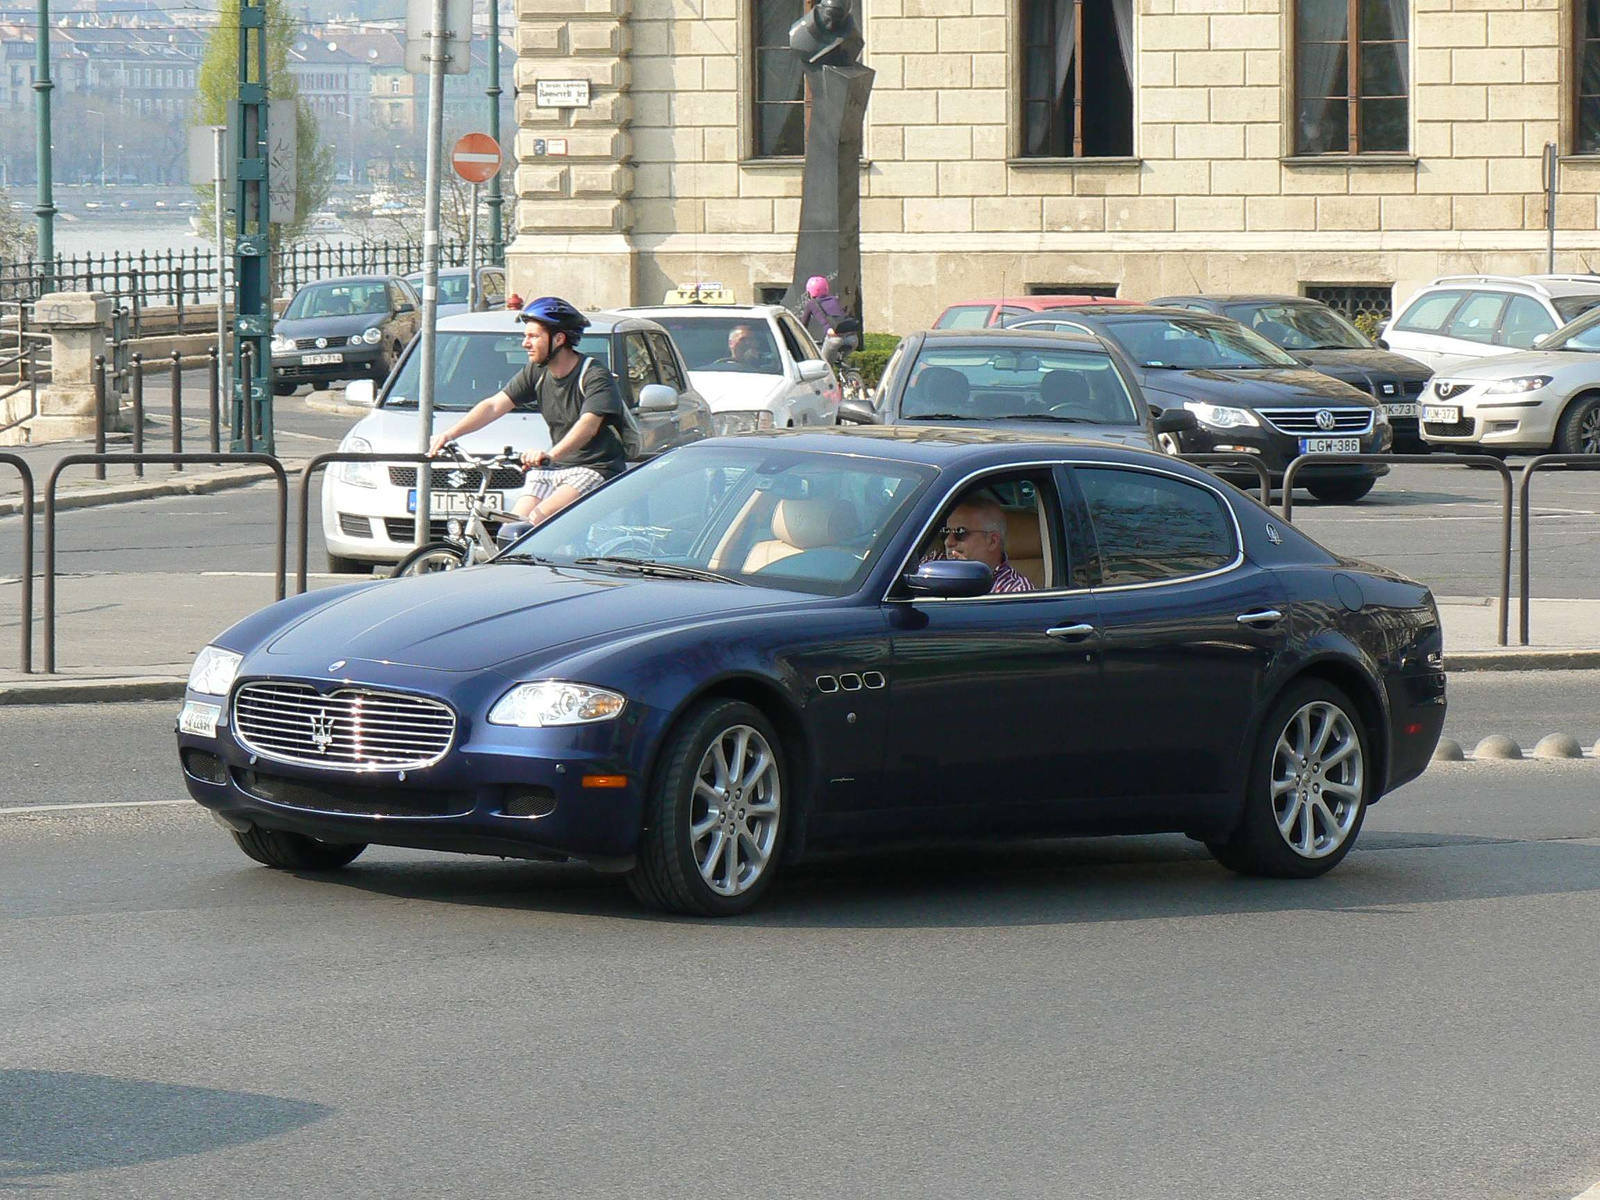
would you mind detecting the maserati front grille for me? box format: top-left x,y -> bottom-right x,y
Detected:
232,682 -> 456,770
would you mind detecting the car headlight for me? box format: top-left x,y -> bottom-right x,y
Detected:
1486,375 -> 1552,394
361,326 -> 384,345
187,645 -> 242,697
337,436 -> 377,487
488,681 -> 627,728
1183,401 -> 1260,429
270,334 -> 294,353
712,410 -> 776,436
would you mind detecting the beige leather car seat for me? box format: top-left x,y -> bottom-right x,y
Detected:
1003,507 -> 1046,587
743,498 -> 859,573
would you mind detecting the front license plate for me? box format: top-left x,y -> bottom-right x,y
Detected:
302,352 -> 343,365
406,490 -> 501,515
178,700 -> 221,738
1298,437 -> 1361,454
1424,405 -> 1461,423
1383,402 -> 1419,418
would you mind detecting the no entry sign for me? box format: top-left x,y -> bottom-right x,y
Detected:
451,133 -> 502,184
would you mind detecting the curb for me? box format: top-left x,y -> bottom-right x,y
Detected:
1444,649 -> 1600,672
302,390 -> 372,418
0,676 -> 186,705
0,460 -> 311,519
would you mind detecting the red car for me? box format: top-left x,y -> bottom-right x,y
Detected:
933,294 -> 1140,330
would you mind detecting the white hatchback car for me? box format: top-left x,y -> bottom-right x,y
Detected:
320,310 -> 713,572
621,304 -> 840,434
1383,275 -> 1600,371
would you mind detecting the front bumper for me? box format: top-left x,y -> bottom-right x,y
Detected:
322,471 -> 531,564
273,343 -> 387,386
1180,418 -> 1393,482
176,678 -> 651,865
1420,393 -> 1562,451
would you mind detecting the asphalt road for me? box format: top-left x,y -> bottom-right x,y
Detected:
4,702 -> 1600,1199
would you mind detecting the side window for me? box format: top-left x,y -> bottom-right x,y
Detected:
1498,296 -> 1557,349
911,472 -> 1062,592
387,283 -> 407,311
1444,292 -> 1509,344
646,331 -> 687,392
774,316 -> 807,366
1075,467 -> 1237,586
936,305 -> 993,329
782,314 -> 822,360
1393,290 -> 1465,333
622,333 -> 654,403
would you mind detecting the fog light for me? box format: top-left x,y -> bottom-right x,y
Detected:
181,748 -> 228,785
1214,444 -> 1261,454
446,518 -> 465,539
501,786 -> 556,818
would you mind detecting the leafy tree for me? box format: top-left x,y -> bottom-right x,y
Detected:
193,0 -> 334,248
0,188 -> 29,268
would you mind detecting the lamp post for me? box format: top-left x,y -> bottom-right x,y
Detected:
86,108 -> 107,189
34,0 -> 56,280
486,0 -> 502,264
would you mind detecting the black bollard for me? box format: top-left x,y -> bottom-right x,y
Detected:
130,354 -> 145,478
170,350 -> 184,470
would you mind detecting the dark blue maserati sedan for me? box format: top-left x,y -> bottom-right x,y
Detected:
176,429 -> 1446,915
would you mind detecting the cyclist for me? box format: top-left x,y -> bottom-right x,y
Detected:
426,296 -> 627,526
798,276 -> 860,370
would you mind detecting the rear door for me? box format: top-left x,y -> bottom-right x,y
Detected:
1387,289 -> 1467,368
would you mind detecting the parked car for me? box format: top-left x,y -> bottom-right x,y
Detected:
1381,275 -> 1600,372
844,327 -> 1194,452
177,427 -> 1446,916
320,310 -> 712,572
270,275 -> 421,395
403,265 -> 507,318
1419,303 -> 1600,455
1011,307 -> 1392,502
1148,294 -> 1432,450
934,294 -> 1139,330
622,304 -> 839,433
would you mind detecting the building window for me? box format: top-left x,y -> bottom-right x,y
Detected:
1305,284 -> 1394,323
752,0 -> 807,157
1294,0 -> 1409,155
1579,2 -> 1600,152
1020,0 -> 1135,158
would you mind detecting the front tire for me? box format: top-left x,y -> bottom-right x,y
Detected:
627,700 -> 787,916
392,541 -> 467,576
1305,476 -> 1376,503
230,827 -> 367,870
1555,393 -> 1600,455
1207,680 -> 1370,879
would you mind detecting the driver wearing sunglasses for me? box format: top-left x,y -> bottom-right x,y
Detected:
922,496 -> 1034,594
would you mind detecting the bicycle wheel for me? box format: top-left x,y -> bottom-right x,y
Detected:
391,541 -> 468,576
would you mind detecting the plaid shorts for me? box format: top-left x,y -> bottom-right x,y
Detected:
524,465 -> 607,500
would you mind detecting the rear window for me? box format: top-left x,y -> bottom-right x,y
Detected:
1076,467 -> 1237,586
935,305 -> 994,330
900,345 -> 1141,425
1553,295 -> 1600,322
1393,290 -> 1465,333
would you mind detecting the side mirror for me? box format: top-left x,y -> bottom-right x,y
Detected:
1532,333 -> 1548,348
1153,409 -> 1198,435
1374,337 -> 1391,350
904,559 -> 993,598
798,360 -> 830,383
637,383 -> 678,412
344,379 -> 376,407
396,302 -> 415,314
838,397 -> 878,425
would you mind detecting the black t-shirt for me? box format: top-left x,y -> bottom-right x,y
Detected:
503,354 -> 628,477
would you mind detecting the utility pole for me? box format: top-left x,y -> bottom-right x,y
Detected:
486,0 -> 502,264
34,0 -> 56,283
232,0 -> 274,454
413,0 -> 450,545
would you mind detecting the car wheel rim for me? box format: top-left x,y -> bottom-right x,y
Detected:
1581,407 -> 1600,454
409,550 -> 460,574
1270,701 -> 1363,859
690,723 -> 780,897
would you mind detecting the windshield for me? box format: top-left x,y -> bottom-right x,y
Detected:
383,331 -> 612,410
647,316 -> 783,375
1553,295 -> 1600,322
501,445 -> 935,596
1221,302 -> 1369,350
409,274 -> 470,304
1544,306 -> 1600,352
1104,317 -> 1302,370
284,281 -> 390,320
900,346 -> 1141,425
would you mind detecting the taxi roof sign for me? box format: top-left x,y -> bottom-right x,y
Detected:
663,282 -> 736,306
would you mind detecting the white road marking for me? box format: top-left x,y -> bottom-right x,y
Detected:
1568,1182 -> 1600,1200
0,800 -> 190,816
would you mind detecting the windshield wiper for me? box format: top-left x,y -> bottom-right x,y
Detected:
496,551 -> 555,565
903,412 -> 973,420
994,413 -> 1100,424
572,556 -> 743,585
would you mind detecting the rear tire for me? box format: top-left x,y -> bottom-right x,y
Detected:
1554,393 -> 1600,455
1207,679 -> 1370,879
325,552 -> 370,575
1305,476 -> 1376,503
273,383 -> 298,397
231,827 -> 366,870
392,541 -> 467,576
627,699 -> 787,917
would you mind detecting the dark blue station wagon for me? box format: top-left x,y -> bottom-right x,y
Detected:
176,429 -> 1446,915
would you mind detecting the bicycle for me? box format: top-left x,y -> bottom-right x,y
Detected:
390,443 -> 527,576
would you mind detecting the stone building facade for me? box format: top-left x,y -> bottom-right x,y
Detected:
508,0 -> 1599,333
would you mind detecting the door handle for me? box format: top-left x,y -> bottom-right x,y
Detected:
1045,623 -> 1096,642
1236,608 -> 1284,627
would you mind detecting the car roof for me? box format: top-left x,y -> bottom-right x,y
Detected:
404,267 -> 472,279
296,274 -> 399,287
942,296 -> 1138,309
1149,294 -> 1326,306
434,309 -> 670,335
1012,304 -> 1207,323
1418,274 -> 1600,299
914,327 -> 1108,352
621,304 -> 788,319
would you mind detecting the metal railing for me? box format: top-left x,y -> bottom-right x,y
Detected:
1515,455 -> 1600,646
1179,453 -> 1272,507
296,452 -> 433,594
41,454 -> 288,674
0,454 -> 35,674
1281,453 -> 1514,648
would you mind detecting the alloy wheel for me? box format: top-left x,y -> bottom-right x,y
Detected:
689,724 -> 781,896
1270,700 -> 1364,859
1581,406 -> 1600,454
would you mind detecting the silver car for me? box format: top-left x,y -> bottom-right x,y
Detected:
1421,305 -> 1600,455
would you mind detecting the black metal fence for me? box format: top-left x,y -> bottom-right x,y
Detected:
0,240 -> 471,310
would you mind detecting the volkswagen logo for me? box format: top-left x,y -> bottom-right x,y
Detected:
315,337 -> 328,349
1315,409 -> 1337,431
308,708 -> 336,754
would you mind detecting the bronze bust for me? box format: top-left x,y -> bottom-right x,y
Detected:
788,0 -> 863,68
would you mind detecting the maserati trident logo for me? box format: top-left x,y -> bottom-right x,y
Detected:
1315,409 -> 1337,431
308,709 -> 336,754
328,660 -> 346,673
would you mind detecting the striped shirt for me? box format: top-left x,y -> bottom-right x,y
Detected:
921,553 -> 1036,594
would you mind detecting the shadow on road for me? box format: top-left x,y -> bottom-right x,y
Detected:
0,1069 -> 330,1183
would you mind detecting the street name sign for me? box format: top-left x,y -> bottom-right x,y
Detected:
535,80 -> 591,108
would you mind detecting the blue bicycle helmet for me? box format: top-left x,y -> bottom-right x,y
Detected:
518,296 -> 589,343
